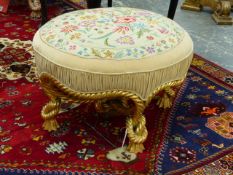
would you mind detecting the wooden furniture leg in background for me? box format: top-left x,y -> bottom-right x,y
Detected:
40,0 -> 47,25
87,0 -> 101,8
87,0 -> 112,8
40,0 -> 180,25
28,0 -> 41,18
40,0 -> 108,26
167,0 -> 179,19
108,0 -> 112,7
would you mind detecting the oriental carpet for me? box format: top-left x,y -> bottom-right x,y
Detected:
0,4 -> 232,175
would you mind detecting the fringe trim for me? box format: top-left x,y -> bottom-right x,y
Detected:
35,52 -> 192,100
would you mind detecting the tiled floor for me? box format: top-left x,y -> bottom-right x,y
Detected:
102,0 -> 233,71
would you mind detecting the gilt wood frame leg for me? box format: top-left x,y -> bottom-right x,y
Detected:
28,0 -> 42,18
39,72 -> 183,153
181,0 -> 233,25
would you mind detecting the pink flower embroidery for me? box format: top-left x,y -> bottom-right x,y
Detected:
114,26 -> 130,34
63,22 -> 69,25
69,45 -> 77,50
115,16 -> 136,23
61,25 -> 79,33
147,36 -> 154,40
158,28 -> 169,34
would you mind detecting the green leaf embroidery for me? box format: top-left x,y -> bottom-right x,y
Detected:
104,38 -> 110,46
137,29 -> 143,38
104,38 -> 115,48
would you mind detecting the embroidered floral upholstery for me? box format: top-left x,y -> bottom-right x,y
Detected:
39,8 -> 185,60
33,7 -> 193,100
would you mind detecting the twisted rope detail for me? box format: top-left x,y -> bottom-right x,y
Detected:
40,73 -> 147,153
39,73 -> 183,153
146,79 -> 184,107
41,100 -> 60,131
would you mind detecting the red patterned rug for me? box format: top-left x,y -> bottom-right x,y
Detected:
0,4 -> 232,175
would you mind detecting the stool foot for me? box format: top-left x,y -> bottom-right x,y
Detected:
94,97 -> 148,153
126,96 -> 148,153
127,143 -> 145,153
41,99 -> 61,131
126,114 -> 148,153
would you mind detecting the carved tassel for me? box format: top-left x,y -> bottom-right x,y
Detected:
41,100 -> 60,131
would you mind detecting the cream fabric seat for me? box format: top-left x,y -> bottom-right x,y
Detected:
33,7 -> 193,154
33,7 -> 193,101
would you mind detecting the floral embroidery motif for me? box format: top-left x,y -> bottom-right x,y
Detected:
40,8 -> 185,60
116,36 -> 134,45
115,16 -> 136,23
61,25 -> 79,33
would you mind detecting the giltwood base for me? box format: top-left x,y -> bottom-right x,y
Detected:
39,72 -> 183,154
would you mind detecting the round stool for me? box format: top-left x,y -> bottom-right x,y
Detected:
33,7 -> 193,154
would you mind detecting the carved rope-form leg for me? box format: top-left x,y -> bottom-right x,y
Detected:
41,98 -> 61,132
126,97 -> 148,153
39,73 -> 148,153
40,74 -> 61,132
126,114 -> 148,153
125,80 -> 183,152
